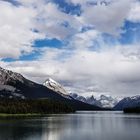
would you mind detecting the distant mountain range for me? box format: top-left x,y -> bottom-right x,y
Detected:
0,67 -> 101,111
70,93 -> 119,108
43,78 -> 119,108
44,78 -> 140,110
70,92 -> 140,110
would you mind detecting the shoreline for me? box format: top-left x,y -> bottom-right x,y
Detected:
0,113 -> 47,118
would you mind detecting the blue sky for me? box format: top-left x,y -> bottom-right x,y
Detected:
0,0 -> 140,97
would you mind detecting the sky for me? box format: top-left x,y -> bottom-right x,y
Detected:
0,0 -> 140,97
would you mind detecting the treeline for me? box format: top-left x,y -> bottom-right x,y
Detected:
0,99 -> 75,114
123,107 -> 140,113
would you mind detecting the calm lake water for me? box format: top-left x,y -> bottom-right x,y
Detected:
0,111 -> 140,140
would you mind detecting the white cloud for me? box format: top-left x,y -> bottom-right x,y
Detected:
128,1 -> 140,22
78,0 -> 132,35
34,2 -> 81,40
0,0 -> 138,59
70,29 -> 100,48
0,0 -> 81,58
0,1 -> 43,59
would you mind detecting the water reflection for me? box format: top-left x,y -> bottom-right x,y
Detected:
0,111 -> 140,140
0,119 -> 43,140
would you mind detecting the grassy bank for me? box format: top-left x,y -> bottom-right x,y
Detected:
0,113 -> 44,118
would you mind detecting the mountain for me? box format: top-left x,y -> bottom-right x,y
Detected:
43,78 -> 71,99
69,93 -> 87,103
96,95 -> 119,108
43,78 -> 119,108
114,95 -> 140,110
0,67 -> 64,99
0,67 -> 101,110
70,93 -> 119,108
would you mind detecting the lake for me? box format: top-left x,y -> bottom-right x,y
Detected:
0,111 -> 140,140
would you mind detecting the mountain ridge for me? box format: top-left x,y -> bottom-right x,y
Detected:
70,93 -> 119,108
114,95 -> 140,110
0,66 -> 101,111
43,78 -> 120,108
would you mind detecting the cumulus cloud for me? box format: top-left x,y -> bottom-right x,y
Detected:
128,1 -> 140,22
34,2 -> 81,40
0,0 -> 137,58
67,0 -> 140,33
0,1 -> 40,58
70,29 -> 100,48
77,0 -> 133,35
0,0 -> 80,58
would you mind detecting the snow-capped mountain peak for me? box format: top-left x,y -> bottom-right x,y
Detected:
97,95 -> 119,108
0,67 -> 24,84
114,95 -> 140,110
43,78 -> 68,96
70,93 -> 120,108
